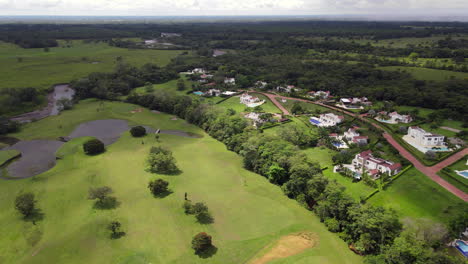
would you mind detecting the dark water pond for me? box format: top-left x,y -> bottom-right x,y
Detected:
2,119 -> 201,179
1,140 -> 64,179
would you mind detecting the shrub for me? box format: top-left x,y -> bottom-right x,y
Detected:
83,138 -> 105,155
88,186 -> 117,209
15,193 -> 36,218
146,147 -> 178,174
130,126 -> 146,137
148,179 -> 169,196
192,232 -> 212,253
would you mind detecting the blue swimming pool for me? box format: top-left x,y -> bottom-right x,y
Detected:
309,119 -> 321,125
193,91 -> 204,95
456,170 -> 468,178
456,240 -> 468,257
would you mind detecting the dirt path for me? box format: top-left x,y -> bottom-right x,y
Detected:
258,92 -> 468,201
440,126 -> 461,133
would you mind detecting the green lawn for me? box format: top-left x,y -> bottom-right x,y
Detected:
368,167 -> 465,223
0,100 -> 362,264
378,66 -> 468,81
0,40 -> 186,90
438,157 -> 468,194
277,98 -> 329,114
217,93 -> 281,114
0,149 -> 21,166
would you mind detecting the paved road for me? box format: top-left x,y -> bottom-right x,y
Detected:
260,92 -> 468,201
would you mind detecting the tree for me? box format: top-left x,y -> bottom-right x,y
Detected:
192,202 -> 213,223
108,221 -> 125,239
146,147 -> 178,174
177,79 -> 186,91
83,138 -> 105,155
192,232 -> 212,253
130,126 -> 146,137
148,179 -> 169,196
88,186 -> 117,209
425,150 -> 436,160
56,98 -> 73,111
267,164 -> 288,185
15,193 -> 36,218
291,102 -> 303,114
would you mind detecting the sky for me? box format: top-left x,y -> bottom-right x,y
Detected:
0,0 -> 467,17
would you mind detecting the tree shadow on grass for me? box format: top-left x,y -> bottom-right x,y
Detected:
24,208 -> 44,225
93,196 -> 120,210
152,190 -> 173,199
196,245 -> 218,259
110,231 -> 126,239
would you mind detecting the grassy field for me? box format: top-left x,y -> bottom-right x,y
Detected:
0,100 -> 362,264
0,149 -> 21,166
0,40 -> 186,90
368,167 -> 465,223
378,66 -> 468,81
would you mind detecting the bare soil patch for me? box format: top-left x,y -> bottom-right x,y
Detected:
249,232 -> 318,264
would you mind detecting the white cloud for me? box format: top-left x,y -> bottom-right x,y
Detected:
0,0 -> 466,16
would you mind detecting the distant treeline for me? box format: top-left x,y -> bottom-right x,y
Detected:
2,21 -> 468,48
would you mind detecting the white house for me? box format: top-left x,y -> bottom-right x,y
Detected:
255,81 -> 267,88
161,32 -> 182,38
207,89 -> 221,97
310,113 -> 344,127
406,126 -> 445,148
308,91 -> 331,99
338,97 -> 372,109
224,78 -> 236,85
275,85 -> 296,93
329,128 -> 368,149
144,40 -> 157,45
221,91 -> 237,96
191,68 -> 206,74
350,150 -> 402,178
240,93 -> 265,107
388,112 -> 412,123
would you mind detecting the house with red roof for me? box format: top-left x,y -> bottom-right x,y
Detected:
351,150 -> 402,179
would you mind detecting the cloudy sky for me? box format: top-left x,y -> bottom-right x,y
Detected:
0,0 -> 466,16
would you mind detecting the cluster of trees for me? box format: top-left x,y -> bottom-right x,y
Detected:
71,62 -> 178,100
183,200 -> 214,224
125,90 -> 465,261
0,117 -> 19,135
0,87 -> 43,116
88,186 -> 118,209
146,146 -> 179,174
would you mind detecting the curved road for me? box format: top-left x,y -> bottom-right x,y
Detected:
257,92 -> 468,201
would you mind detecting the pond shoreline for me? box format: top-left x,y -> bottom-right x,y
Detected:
10,84 -> 75,124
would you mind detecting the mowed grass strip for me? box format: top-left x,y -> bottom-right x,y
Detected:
0,40 -> 186,90
0,100 -> 362,264
367,167 -> 465,223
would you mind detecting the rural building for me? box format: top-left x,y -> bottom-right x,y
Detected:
240,93 -> 265,107
161,32 -> 182,38
224,78 -> 236,85
376,111 -> 412,124
351,150 -> 402,178
310,113 -> 344,127
338,97 -> 372,109
308,90 -> 331,99
406,126 -> 445,148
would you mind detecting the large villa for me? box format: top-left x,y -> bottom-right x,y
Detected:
336,150 -> 402,179
240,93 -> 265,108
337,97 -> 372,109
310,113 -> 344,127
403,126 -> 449,153
376,111 -> 412,124
329,128 -> 369,149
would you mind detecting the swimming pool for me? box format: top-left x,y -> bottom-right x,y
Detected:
455,240 -> 468,257
193,91 -> 204,95
309,118 -> 321,125
455,170 -> 468,179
